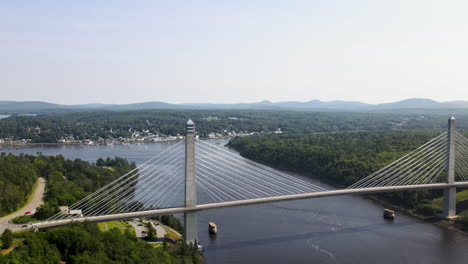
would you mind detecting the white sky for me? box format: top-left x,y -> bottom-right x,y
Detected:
1,0 -> 468,104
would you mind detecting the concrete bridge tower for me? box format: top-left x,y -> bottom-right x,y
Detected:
443,116 -> 456,218
184,119 -> 198,242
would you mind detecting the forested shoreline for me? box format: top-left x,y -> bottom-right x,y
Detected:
0,154 -> 203,263
1,109 -> 466,143
0,153 -> 135,220
227,131 -> 461,213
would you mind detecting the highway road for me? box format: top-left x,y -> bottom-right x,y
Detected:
0,177 -> 46,234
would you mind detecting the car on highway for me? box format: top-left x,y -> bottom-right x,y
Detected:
25,211 -> 31,215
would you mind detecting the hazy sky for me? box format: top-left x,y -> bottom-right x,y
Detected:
1,0 -> 468,105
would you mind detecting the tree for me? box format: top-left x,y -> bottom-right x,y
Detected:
145,222 -> 157,241
1,229 -> 13,249
35,201 -> 59,220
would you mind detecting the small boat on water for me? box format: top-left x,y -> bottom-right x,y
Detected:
383,209 -> 395,219
208,222 -> 217,235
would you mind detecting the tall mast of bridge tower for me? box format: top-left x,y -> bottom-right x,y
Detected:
184,119 -> 198,242
443,116 -> 456,218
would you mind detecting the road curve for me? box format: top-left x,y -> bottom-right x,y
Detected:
0,177 -> 46,234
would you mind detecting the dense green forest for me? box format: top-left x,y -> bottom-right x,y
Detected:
1,110 -> 466,143
0,155 -> 38,216
0,222 -> 202,264
227,131 -> 455,211
0,153 -> 135,219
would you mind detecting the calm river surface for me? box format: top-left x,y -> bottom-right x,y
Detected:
3,139 -> 468,264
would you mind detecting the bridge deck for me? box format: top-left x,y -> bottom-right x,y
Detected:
34,182 -> 468,230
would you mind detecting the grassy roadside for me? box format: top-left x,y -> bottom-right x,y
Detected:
97,221 -> 135,235
0,178 -> 42,220
432,189 -> 468,210
164,226 -> 182,241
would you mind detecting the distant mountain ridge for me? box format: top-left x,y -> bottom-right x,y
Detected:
1,98 -> 468,114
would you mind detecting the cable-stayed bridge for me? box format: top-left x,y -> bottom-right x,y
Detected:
33,117 -> 468,242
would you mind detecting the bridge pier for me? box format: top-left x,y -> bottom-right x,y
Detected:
184,119 -> 198,242
443,117 -> 457,219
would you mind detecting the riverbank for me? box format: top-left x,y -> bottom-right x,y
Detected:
364,194 -> 468,236
0,136 -> 238,148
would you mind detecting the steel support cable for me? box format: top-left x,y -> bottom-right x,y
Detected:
196,174 -> 237,201
197,140 -> 326,191
453,139 -> 468,180
197,153 -> 300,197
105,160 -> 185,215
160,178 -> 185,208
360,137 -> 448,187
47,142 -> 185,221
97,159 -> 185,216
456,156 -> 468,181
196,144 -> 324,193
348,133 -> 447,188
160,183 -> 185,209
361,140 -> 448,187
454,137 -> 468,158
77,143 -> 185,212
390,156 -> 443,186
196,145 -> 323,194
377,147 -> 446,186
455,132 -> 468,144
197,141 -> 326,192
82,155 -> 185,217
454,149 -> 468,181
77,155 -> 184,217
195,163 -> 261,199
196,144 -> 321,194
198,180 -> 222,202
196,153 -> 304,197
120,174 -> 181,213
384,147 -> 448,186
51,141 -> 183,215
196,166 -> 259,200
122,159 -> 185,209
401,153 -> 447,185
50,159 -> 176,220
196,165 -> 261,199
420,161 -> 448,184
454,160 -> 468,182
147,174 -> 185,210
135,162 -> 185,209
196,168 -> 250,201
454,145 -> 468,175
415,152 -> 447,184
196,152 -> 309,196
89,162 -> 182,216
358,138 -> 448,188
454,134 -> 468,159
198,178 -> 227,202
454,135 -> 468,151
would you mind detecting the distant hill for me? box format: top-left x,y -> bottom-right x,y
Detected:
1,98 -> 468,114
377,98 -> 442,109
0,101 -> 64,112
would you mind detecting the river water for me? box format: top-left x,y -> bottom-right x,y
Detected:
3,139 -> 468,264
